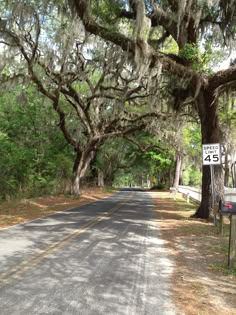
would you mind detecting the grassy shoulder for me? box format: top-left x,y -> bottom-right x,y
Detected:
0,187 -> 116,229
153,191 -> 236,315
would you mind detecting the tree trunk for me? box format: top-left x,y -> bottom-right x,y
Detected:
224,150 -> 230,187
173,153 -> 182,189
214,164 -> 224,203
72,152 -> 81,195
98,169 -> 104,187
196,164 -> 211,218
104,162 -> 114,187
71,149 -> 96,195
232,162 -> 236,187
194,90 -> 223,219
179,161 -> 184,185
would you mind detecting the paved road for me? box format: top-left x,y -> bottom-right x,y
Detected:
0,191 -> 176,315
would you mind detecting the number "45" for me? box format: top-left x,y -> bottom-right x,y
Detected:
204,154 -> 219,162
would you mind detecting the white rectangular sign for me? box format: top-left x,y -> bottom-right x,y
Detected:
202,143 -> 221,165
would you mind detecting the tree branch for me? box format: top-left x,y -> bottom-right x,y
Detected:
209,65 -> 236,91
52,92 -> 80,151
123,135 -> 163,153
68,0 -> 135,52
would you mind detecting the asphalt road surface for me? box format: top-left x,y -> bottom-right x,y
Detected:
0,190 -> 176,315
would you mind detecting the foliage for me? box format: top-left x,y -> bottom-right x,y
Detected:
0,0 -> 236,213
181,124 -> 202,186
95,132 -> 176,188
92,0 -> 121,25
182,166 -> 201,186
183,124 -> 201,157
0,86 -> 73,199
0,2 -> 164,195
179,42 -> 226,73
150,183 -> 168,190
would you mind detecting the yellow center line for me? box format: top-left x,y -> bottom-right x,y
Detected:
0,192 -> 134,288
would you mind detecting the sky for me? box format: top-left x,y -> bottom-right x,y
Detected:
216,51 -> 236,71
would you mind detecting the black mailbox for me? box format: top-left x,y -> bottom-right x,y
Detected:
220,200 -> 236,214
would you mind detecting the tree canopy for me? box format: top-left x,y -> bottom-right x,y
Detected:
0,0 -> 236,218
63,0 -> 236,218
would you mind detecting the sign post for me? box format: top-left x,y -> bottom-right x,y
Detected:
202,143 -> 222,224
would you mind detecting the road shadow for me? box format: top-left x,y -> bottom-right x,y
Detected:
0,191 -> 176,315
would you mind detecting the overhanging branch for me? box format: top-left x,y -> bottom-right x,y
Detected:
123,135 -> 163,153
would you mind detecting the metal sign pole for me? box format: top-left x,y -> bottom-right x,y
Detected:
210,165 -> 216,225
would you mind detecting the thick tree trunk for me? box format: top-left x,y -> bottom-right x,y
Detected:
71,149 -> 96,195
194,90 -> 223,219
197,165 -> 211,218
173,153 -> 182,189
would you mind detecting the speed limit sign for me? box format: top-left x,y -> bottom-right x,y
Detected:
202,143 -> 221,165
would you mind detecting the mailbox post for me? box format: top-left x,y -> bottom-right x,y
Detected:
220,201 -> 236,268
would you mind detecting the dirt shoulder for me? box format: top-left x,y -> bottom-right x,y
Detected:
0,188 -> 115,229
152,191 -> 236,315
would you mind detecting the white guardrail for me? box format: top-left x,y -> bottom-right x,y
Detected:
177,185 -> 236,203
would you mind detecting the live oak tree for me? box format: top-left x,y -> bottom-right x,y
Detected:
0,5 -> 165,195
1,1 -> 236,212
64,0 -> 236,218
